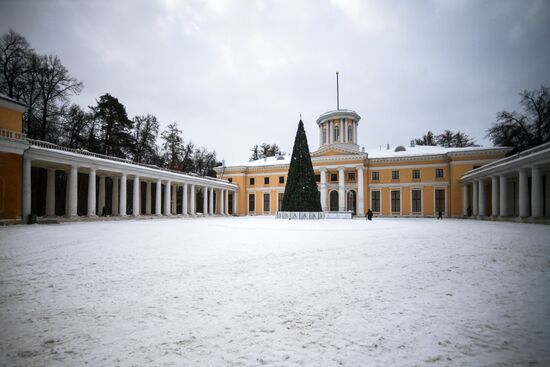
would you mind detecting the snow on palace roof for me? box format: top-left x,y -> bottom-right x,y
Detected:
316,109 -> 361,125
226,145 -> 508,168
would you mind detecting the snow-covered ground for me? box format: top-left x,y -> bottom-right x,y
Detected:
1,217 -> 549,366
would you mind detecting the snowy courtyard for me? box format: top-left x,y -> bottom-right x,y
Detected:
1,217 -> 549,366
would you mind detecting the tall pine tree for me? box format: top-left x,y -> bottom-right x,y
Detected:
282,119 -> 321,212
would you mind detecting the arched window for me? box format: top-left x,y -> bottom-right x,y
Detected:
334,125 -> 340,142
348,123 -> 353,142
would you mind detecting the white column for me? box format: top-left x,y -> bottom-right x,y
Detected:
491,176 -> 499,217
478,180 -> 486,217
133,175 -> 140,216
338,167 -> 345,211
87,168 -> 97,216
203,186 -> 208,215
519,168 -> 529,217
219,190 -> 225,215
472,181 -> 478,216
499,174 -> 508,217
68,165 -> 78,217
164,180 -> 171,216
112,177 -> 119,216
145,181 -> 152,215
171,184 -> 177,214
531,166 -> 543,218
225,189 -> 229,215
209,187 -> 214,215
119,173 -> 127,216
329,120 -> 333,144
462,184 -> 468,216
155,179 -> 162,215
233,190 -> 237,215
182,183 -> 188,216
98,175 -> 106,216
202,186 -> 208,215
354,123 -> 358,144
22,157 -> 32,222
320,168 -> 327,211
319,126 -> 323,147
357,166 -> 364,216
190,184 -> 196,215
46,167 -> 56,217
343,120 -> 347,143
325,123 -> 329,145
340,120 -> 344,143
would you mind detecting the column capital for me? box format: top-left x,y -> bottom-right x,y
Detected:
337,166 -> 346,172
319,167 -> 327,172
356,165 -> 365,171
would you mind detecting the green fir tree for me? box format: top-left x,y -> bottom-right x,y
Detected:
282,119 -> 322,212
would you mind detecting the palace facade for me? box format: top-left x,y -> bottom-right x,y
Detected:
1,94 -> 549,223
216,108 -> 550,221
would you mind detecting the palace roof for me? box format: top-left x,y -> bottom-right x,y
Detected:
226,144 -> 510,169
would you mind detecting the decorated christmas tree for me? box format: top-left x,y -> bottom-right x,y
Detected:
281,119 -> 322,212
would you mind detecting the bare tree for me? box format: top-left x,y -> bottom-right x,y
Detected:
0,29 -> 31,99
487,86 -> 550,153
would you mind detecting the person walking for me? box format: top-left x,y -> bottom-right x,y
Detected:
367,209 -> 373,221
437,211 -> 443,219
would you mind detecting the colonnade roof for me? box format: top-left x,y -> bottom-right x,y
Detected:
25,139 -> 237,190
460,142 -> 550,182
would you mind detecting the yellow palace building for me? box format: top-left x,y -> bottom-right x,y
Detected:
216,108 -> 511,218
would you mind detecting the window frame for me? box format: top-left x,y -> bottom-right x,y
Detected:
371,190 -> 381,212
372,171 -> 379,181
348,172 -> 356,182
249,177 -> 255,185
248,193 -> 255,213
412,169 -> 420,180
435,168 -> 444,179
390,190 -> 401,213
411,189 -> 422,213
263,193 -> 270,213
264,177 -> 270,185
391,170 -> 400,180
278,176 -> 284,184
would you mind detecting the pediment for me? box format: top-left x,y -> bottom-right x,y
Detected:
311,145 -> 364,158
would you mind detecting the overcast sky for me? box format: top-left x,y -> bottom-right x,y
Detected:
1,0 -> 549,163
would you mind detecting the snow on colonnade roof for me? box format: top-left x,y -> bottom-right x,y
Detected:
227,145 -> 508,168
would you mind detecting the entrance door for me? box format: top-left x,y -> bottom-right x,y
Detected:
347,190 -> 356,214
330,191 -> 339,211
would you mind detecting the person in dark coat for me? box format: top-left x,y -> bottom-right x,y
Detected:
437,211 -> 443,219
367,209 -> 373,221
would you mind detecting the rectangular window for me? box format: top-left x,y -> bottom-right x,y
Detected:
263,193 -> 270,213
249,194 -> 255,212
279,176 -> 284,184
392,170 -> 400,180
412,189 -> 421,212
264,177 -> 269,185
250,178 -> 255,185
435,168 -> 444,178
278,193 -> 284,211
228,178 -> 232,183
372,172 -> 379,181
412,169 -> 420,179
371,191 -> 380,212
391,190 -> 401,213
315,174 -> 321,182
348,172 -> 356,182
435,189 -> 445,213
331,173 -> 338,182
